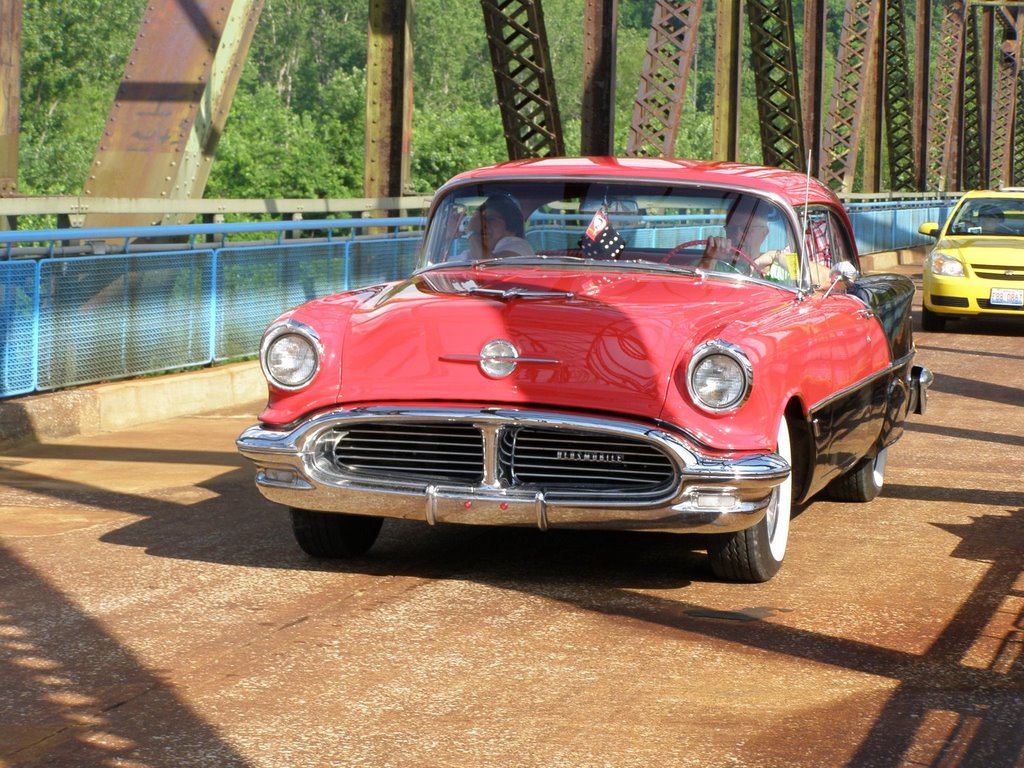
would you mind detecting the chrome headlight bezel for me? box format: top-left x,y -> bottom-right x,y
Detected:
686,340 -> 753,414
928,251 -> 965,278
260,320 -> 323,391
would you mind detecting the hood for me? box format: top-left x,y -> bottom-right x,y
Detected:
936,235 -> 1024,266
333,266 -> 789,421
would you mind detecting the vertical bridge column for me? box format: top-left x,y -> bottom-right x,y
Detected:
0,0 -> 21,211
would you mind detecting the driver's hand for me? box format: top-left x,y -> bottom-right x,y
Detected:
705,236 -> 731,256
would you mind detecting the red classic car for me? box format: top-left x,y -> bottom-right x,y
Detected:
237,157 -> 932,582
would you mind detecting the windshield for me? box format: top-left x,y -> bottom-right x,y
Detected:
947,197 -> 1024,236
420,180 -> 801,288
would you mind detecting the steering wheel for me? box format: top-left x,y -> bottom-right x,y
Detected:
663,238 -> 760,274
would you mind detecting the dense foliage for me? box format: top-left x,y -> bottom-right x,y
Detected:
16,0 -> 884,199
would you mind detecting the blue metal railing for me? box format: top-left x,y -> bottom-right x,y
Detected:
0,201 -> 954,399
1,219 -> 425,398
844,199 -> 955,253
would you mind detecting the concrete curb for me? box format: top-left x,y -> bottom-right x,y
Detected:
0,361 -> 266,450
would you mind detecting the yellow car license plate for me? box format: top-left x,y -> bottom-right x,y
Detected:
990,287 -> 1024,306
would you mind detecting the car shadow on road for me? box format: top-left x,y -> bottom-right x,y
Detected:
0,542 -> 253,767
926,372 -> 1024,407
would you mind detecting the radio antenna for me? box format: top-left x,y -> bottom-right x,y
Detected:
800,151 -> 813,292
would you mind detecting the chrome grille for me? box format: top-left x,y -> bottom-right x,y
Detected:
499,427 -> 675,491
318,420 -> 677,493
326,424 -> 484,483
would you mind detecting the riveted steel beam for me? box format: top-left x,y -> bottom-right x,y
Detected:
480,0 -> 564,159
0,0 -> 21,202
746,0 -> 804,171
862,3 -> 884,191
365,0 -> 413,206
802,0 -> 826,175
913,0 -> 933,190
712,0 -> 742,161
989,8 -> 1022,186
627,0 -> 704,158
927,0 -> 967,191
821,0 -> 882,193
83,0 -> 264,228
1016,42 -> 1024,183
884,0 -> 917,191
962,5 -> 986,189
581,0 -> 618,155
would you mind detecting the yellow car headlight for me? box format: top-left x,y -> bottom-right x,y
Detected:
929,252 -> 965,278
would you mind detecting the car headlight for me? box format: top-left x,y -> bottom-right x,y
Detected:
260,320 -> 321,390
687,340 -> 752,413
928,252 -> 965,278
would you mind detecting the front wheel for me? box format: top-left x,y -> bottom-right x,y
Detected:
290,508 -> 383,558
707,416 -> 793,583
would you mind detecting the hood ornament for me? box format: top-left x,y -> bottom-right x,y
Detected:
479,339 -> 519,378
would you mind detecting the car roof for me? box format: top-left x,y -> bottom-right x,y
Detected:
443,156 -> 842,209
959,189 -> 1024,200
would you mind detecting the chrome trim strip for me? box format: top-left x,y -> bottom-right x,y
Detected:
808,350 -> 914,415
440,354 -> 560,365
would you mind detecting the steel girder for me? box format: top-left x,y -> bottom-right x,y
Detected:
0,0 -> 21,198
989,9 -> 1023,187
821,0 -> 882,193
927,0 -> 967,191
82,0 -> 264,228
480,0 -> 565,159
1016,49 -> 1024,183
913,1 -> 933,190
962,7 -> 985,189
884,0 -> 917,191
746,0 -> 805,171
626,0 -> 704,158
712,0 -> 743,161
581,0 -> 618,155
802,0 -> 827,175
365,0 -> 414,203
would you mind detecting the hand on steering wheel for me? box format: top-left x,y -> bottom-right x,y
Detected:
663,238 -> 760,274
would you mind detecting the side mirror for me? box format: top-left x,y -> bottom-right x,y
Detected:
822,261 -> 858,299
918,222 -> 940,238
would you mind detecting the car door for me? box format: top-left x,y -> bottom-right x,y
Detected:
803,208 -> 891,485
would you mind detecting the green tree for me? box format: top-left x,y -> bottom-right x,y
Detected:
18,0 -> 146,194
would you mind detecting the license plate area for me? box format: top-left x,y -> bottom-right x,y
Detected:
990,287 -> 1024,306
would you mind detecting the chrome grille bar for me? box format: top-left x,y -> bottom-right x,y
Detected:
331,424 -> 484,482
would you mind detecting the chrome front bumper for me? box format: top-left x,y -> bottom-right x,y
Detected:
236,407 -> 790,535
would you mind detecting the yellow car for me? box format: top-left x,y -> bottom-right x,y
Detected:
918,190 -> 1024,331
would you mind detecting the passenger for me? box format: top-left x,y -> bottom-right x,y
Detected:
466,194 -> 534,259
702,207 -> 795,280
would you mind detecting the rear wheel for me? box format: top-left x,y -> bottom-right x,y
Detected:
921,305 -> 946,332
824,447 -> 887,503
290,508 -> 383,558
707,416 -> 793,583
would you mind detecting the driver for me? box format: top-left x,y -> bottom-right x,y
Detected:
976,203 -> 1012,235
466,194 -> 534,259
702,206 -> 794,279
